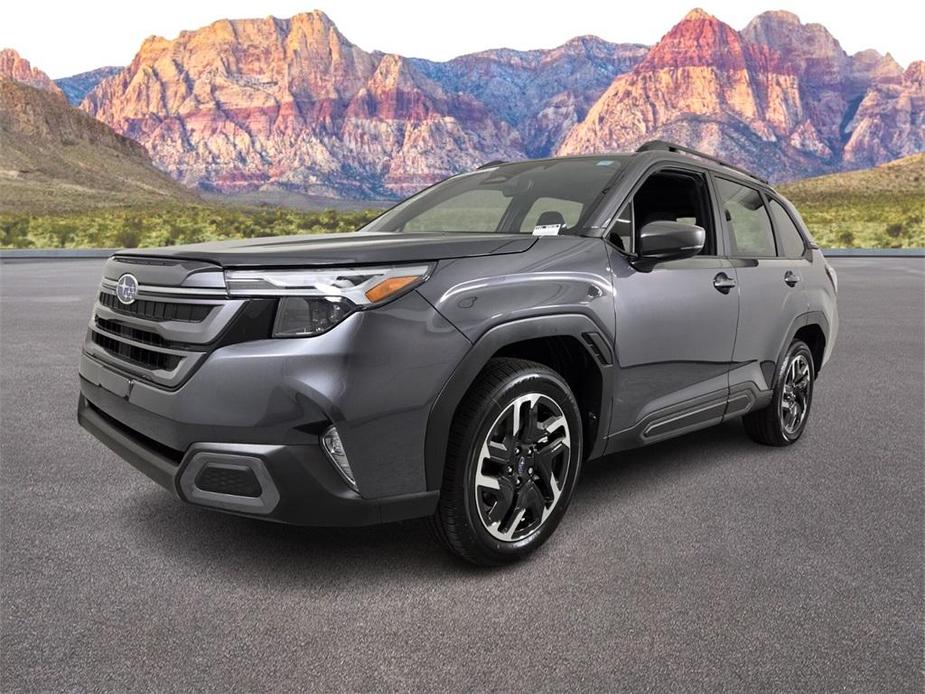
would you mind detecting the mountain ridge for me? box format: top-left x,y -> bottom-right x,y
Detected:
0,79 -> 194,213
557,9 -> 919,181
0,48 -> 64,96
13,8 -> 925,198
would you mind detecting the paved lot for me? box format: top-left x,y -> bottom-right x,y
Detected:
1,258 -> 922,692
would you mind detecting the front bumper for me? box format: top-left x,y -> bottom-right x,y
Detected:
78,392 -> 438,526
77,289 -> 470,526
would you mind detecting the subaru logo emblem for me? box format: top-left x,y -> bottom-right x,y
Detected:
116,273 -> 139,305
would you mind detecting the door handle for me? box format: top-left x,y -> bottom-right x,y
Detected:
784,271 -> 801,287
713,272 -> 736,294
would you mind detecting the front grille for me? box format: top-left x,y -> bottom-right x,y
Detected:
90,331 -> 181,371
95,316 -> 171,348
195,465 -> 262,497
98,292 -> 213,322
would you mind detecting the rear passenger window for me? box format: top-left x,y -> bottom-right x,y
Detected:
768,199 -> 807,258
715,178 -> 776,257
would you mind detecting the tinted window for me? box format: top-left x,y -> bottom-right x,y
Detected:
519,197 -> 584,233
362,157 -> 625,234
715,178 -> 776,257
404,189 -> 508,233
609,169 -> 714,255
768,198 -> 806,258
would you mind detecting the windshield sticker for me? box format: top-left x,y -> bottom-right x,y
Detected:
532,224 -> 562,236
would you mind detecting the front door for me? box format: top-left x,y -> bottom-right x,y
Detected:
605,167 -> 739,447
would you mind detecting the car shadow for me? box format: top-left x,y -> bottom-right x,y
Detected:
125,418 -> 759,583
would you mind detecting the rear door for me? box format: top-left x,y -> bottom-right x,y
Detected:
712,176 -> 809,408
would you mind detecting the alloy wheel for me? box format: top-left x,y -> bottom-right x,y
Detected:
780,353 -> 812,436
473,393 -> 571,542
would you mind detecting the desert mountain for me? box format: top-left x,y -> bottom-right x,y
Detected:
843,61 -> 925,168
559,9 -> 919,181
411,37 -> 648,157
79,9 -> 923,196
0,79 -> 194,213
0,48 -> 64,96
56,66 -> 123,105
80,11 -> 644,197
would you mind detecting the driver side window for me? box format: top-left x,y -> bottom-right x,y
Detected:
608,169 -> 715,255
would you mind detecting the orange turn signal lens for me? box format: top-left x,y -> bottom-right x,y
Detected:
364,275 -> 421,303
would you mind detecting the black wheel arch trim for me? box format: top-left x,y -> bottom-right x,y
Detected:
424,314 -> 613,491
774,311 -> 830,386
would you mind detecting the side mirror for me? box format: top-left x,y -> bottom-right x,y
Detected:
636,221 -> 705,263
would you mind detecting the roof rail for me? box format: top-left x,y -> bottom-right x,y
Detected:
477,160 -> 506,170
635,140 -> 769,184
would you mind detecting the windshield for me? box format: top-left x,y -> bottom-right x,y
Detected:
361,157 -> 626,234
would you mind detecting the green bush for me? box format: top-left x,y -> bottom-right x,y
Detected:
0,205 -> 383,249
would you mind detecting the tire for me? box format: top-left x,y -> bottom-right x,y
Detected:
430,358 -> 583,566
743,340 -> 815,446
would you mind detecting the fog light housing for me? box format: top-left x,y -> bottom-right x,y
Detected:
321,425 -> 357,492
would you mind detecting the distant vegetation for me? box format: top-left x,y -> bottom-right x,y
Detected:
0,205 -> 383,249
0,155 -> 922,250
778,154 -> 925,248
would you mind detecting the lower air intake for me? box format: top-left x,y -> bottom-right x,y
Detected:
195,464 -> 262,498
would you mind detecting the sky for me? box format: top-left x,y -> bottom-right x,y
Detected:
2,0 -> 922,78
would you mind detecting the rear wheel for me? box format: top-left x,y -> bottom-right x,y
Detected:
431,358 -> 583,565
744,340 -> 814,446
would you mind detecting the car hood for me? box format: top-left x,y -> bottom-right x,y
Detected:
115,231 -> 537,268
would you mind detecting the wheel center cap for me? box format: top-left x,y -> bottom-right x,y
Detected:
516,455 -> 527,475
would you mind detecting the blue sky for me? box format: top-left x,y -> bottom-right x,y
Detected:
3,0 -> 921,78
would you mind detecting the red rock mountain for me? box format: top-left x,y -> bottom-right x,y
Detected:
83,13 -> 530,197
0,48 -> 64,96
843,61 -> 925,167
80,9 -> 923,195
80,12 -> 643,197
559,9 -> 919,181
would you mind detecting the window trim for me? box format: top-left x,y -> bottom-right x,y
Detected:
605,163 -> 721,258
712,174 -> 779,260
764,193 -> 810,260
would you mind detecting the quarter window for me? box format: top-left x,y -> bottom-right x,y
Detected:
715,178 -> 776,257
768,199 -> 807,258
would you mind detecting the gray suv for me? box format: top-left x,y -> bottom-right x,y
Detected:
78,141 -> 838,565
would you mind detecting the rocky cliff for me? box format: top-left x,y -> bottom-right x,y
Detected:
79,9 -> 924,194
80,11 -> 645,197
0,78 -> 193,212
559,9 -> 917,181
55,66 -> 123,105
0,48 -> 64,96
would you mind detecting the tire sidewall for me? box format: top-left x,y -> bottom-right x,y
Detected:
461,369 -> 583,559
774,341 -> 815,443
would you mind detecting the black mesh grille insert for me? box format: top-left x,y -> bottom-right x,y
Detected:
99,292 -> 213,322
90,331 -> 181,371
95,317 -> 170,348
195,465 -> 262,497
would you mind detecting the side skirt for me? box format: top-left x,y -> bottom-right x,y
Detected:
602,382 -> 772,455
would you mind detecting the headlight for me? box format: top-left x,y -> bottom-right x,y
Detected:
224,265 -> 432,338
273,296 -> 354,337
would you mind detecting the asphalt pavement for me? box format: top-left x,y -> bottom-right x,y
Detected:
1,257 -> 922,692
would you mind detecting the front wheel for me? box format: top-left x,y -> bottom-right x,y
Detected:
743,340 -> 815,446
431,358 -> 583,565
